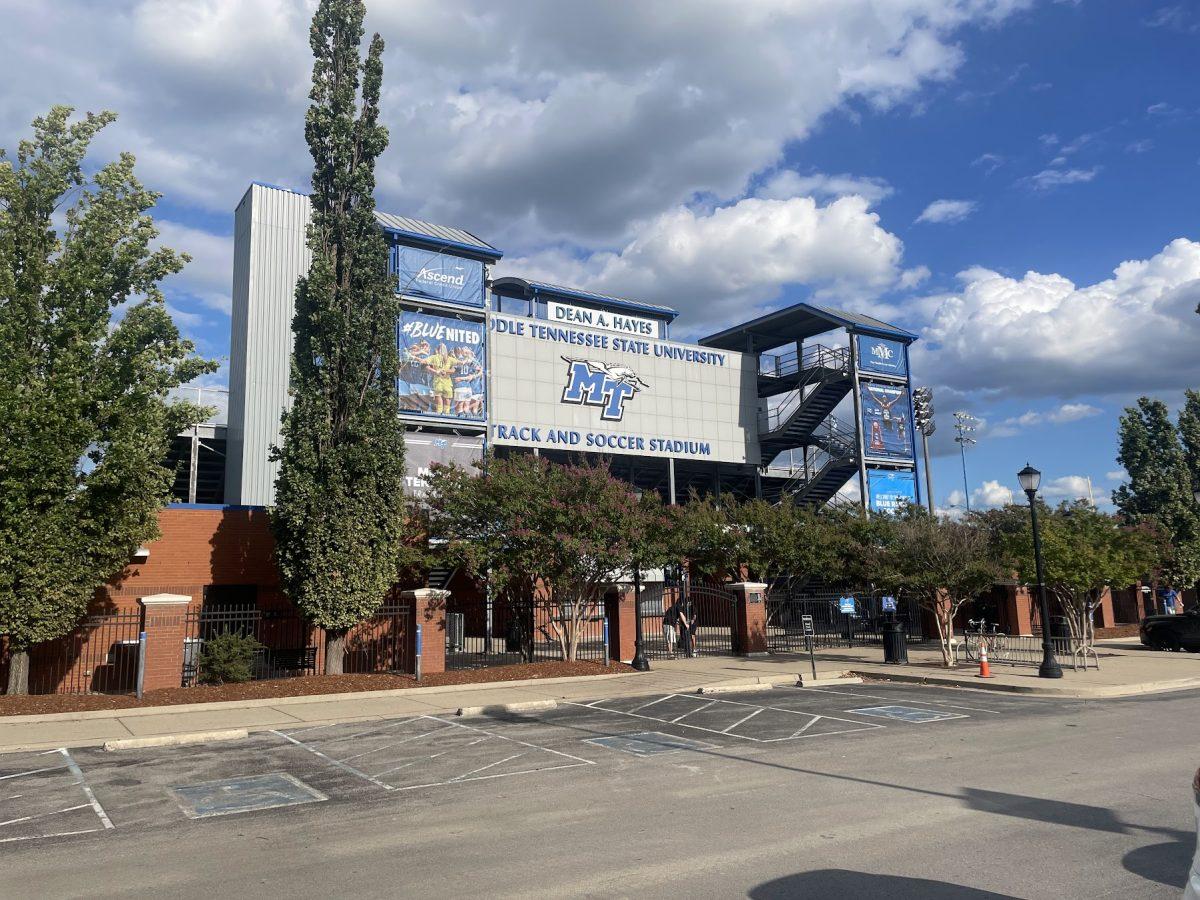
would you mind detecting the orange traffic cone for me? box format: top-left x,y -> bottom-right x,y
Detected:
976,640 -> 994,678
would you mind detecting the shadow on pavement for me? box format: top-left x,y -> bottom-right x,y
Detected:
749,869 -> 1017,898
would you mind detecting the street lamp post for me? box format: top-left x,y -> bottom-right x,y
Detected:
630,488 -> 649,672
1018,464 -> 1063,679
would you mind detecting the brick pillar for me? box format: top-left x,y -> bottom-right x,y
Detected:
605,587 -> 638,663
139,593 -> 191,692
1000,584 -> 1034,636
729,582 -> 768,656
1094,586 -> 1116,628
403,588 -> 448,677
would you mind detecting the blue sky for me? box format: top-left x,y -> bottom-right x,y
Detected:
2,0 -> 1197,512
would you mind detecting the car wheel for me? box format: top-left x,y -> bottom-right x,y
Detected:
1165,634 -> 1183,652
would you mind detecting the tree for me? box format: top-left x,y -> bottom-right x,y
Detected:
270,0 -> 407,675
1180,389 -> 1200,501
985,502 -> 1164,648
0,107 -> 214,694
878,510 -> 1003,666
424,454 -> 674,661
1113,397 -> 1200,591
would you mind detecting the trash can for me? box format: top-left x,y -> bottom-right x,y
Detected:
882,620 -> 908,664
1050,616 -> 1071,641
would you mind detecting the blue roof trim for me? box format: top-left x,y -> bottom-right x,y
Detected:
251,179 -> 307,196
491,277 -> 679,322
378,224 -> 503,262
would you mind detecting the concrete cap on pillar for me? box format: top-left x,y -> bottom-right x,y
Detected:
138,593 -> 192,607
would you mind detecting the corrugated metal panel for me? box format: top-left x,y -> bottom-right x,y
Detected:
373,211 -> 500,258
491,277 -> 679,318
226,184 -> 312,504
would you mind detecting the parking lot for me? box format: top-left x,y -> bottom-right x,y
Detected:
0,683 -> 1026,846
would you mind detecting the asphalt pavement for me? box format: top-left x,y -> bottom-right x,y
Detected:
1,682 -> 1197,899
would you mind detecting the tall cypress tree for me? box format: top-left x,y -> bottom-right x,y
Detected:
1179,389 -> 1200,497
1113,397 -> 1200,591
271,0 -> 407,674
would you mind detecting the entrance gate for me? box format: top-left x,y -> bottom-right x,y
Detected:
637,582 -> 738,659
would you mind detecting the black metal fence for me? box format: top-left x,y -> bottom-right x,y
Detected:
345,602 -> 411,674
637,583 -> 738,659
445,593 -> 608,669
27,611 -> 144,695
182,604 -> 318,686
766,587 -> 925,653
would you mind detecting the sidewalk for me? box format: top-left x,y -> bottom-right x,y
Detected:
1,642 -> 1198,753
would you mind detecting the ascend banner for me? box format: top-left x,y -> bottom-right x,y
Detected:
856,335 -> 908,377
398,311 -> 485,422
394,244 -> 485,307
860,381 -> 914,461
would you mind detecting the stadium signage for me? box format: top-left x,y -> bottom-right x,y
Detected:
546,300 -> 659,337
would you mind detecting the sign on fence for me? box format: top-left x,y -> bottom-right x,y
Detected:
838,596 -> 857,615
881,596 -> 896,612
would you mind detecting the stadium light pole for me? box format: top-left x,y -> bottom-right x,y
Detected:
953,412 -> 977,511
630,487 -> 649,672
913,387 -> 936,515
1018,464 -> 1063,679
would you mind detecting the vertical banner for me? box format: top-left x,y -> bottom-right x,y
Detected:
398,311 -> 486,422
867,468 -> 918,514
859,381 -> 915,460
855,335 -> 908,377
394,244 -> 485,307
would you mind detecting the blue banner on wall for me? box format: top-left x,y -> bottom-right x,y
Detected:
860,381 -> 914,461
856,335 -> 908,377
867,468 -> 918,514
394,244 -> 485,307
397,311 -> 485,422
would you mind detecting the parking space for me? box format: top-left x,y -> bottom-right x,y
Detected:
0,683 -> 1017,847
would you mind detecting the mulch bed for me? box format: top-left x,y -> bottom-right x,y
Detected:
1095,625 -> 1141,639
0,660 -> 632,718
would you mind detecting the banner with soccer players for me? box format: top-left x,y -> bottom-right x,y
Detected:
397,311 -> 485,422
859,381 -> 914,461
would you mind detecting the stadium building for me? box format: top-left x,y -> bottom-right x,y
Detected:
182,182 -> 922,514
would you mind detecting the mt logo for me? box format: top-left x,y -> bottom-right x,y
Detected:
560,357 -> 649,421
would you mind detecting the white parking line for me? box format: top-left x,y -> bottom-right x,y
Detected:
628,696 -> 674,714
272,730 -> 397,792
335,724 -> 458,763
0,765 -> 66,782
722,708 -> 763,734
449,753 -> 525,782
671,700 -> 717,723
60,749 -> 113,830
793,685 -> 1003,714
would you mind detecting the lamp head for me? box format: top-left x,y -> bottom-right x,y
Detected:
1017,464 -> 1041,496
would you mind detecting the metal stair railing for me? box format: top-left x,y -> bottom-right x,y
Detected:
758,346 -> 851,435
776,416 -> 859,500
759,343 -> 849,381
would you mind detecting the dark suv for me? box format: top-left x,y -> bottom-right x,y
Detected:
1139,608 -> 1200,652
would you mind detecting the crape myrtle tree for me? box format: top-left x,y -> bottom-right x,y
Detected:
423,454 -> 676,662
978,502 -> 1164,649
1114,397 -> 1200,594
0,107 -> 214,694
877,508 -> 1003,667
271,0 -> 408,675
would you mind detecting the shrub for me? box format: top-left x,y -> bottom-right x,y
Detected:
197,631 -> 264,685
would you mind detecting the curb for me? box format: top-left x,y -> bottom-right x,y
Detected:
697,682 -> 777,695
849,668 -> 1200,698
800,675 -> 863,687
0,671 -> 637,725
455,699 -> 558,717
103,729 -> 248,752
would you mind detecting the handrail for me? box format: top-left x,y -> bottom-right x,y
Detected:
760,343 -> 849,380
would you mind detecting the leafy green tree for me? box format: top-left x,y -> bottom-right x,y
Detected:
271,0 -> 407,674
1113,397 -> 1200,591
673,493 -> 748,584
1180,389 -> 1200,500
985,502 -> 1164,647
0,107 -> 214,694
424,454 -> 675,661
877,509 -> 1003,667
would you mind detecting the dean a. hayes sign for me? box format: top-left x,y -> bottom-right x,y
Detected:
487,314 -> 758,464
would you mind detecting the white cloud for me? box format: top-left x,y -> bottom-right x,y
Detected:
157,221 -> 234,315
1105,469 -> 1127,482
971,152 -> 1004,173
756,171 -> 892,206
912,237 -> 1200,398
1025,166 -> 1100,190
988,402 -> 1102,437
972,479 -> 1014,508
915,199 -> 977,224
1039,474 -> 1093,501
0,0 -> 1033,253
498,194 -> 914,332
1126,139 -> 1154,154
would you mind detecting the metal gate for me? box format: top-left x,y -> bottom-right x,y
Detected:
638,582 -> 738,659
765,587 -> 924,652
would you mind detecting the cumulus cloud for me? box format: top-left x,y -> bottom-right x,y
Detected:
157,221 -> 235,315
912,238 -> 1200,398
915,199 -> 977,224
971,152 -> 1004,173
988,402 -> 1102,437
755,171 -> 893,206
1039,474 -> 1094,501
497,194 -> 917,332
972,479 -> 1014,508
0,0 -> 1032,254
